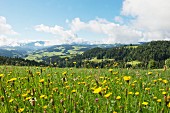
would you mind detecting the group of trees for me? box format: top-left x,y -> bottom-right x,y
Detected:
0,56 -> 46,66
43,41 -> 170,69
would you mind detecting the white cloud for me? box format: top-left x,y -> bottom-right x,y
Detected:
0,16 -> 18,35
34,0 -> 170,44
121,0 -> 170,41
114,16 -> 124,24
70,18 -> 142,44
34,24 -> 76,38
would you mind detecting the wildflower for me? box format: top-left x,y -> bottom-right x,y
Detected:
167,102 -> 170,108
62,72 -> 67,75
116,96 -> 121,100
71,90 -> 76,93
18,108 -> 24,113
162,80 -> 168,84
25,97 -> 31,101
43,105 -> 48,109
9,99 -> 14,103
8,78 -> 17,82
0,74 -> 4,78
113,111 -> 117,113
162,91 -> 167,95
148,72 -> 152,75
102,80 -> 107,84
123,76 -> 131,82
135,92 -> 139,96
65,86 -> 70,89
158,78 -> 162,81
142,102 -> 148,106
157,99 -> 161,103
22,93 -> 27,97
153,80 -> 157,83
128,92 -> 133,95
113,71 -> 119,75
104,92 -> 112,98
153,96 -> 157,100
40,95 -> 47,99
36,72 -> 41,75
131,83 -> 135,87
145,88 -> 150,91
108,69 -> 113,72
53,87 -> 58,91
93,87 -> 102,94
39,79 -> 44,83
73,61 -> 76,64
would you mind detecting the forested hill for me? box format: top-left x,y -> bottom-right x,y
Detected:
0,56 -> 46,66
45,41 -> 170,69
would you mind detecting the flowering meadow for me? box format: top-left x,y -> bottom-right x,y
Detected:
0,66 -> 170,113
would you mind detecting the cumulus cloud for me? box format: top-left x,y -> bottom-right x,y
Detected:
0,16 -> 18,35
34,0 -> 170,44
34,24 -> 76,38
121,0 -> 170,41
70,18 -> 142,44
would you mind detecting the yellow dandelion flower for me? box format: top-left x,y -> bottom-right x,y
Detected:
148,72 -> 152,75
39,79 -> 44,83
9,99 -> 14,103
123,76 -> 131,81
157,99 -> 161,103
113,71 -> 119,75
18,108 -> 24,113
128,92 -> 133,95
162,80 -> 168,84
8,78 -> 17,82
135,92 -> 139,96
116,96 -> 121,100
145,88 -> 150,91
73,62 -> 76,64
153,80 -> 157,83
71,90 -> 76,93
65,86 -> 70,89
153,96 -> 157,100
142,102 -> 148,106
108,69 -> 113,72
102,80 -> 107,84
40,95 -> 47,99
162,91 -> 167,95
104,92 -> 112,98
167,102 -> 170,108
62,72 -> 67,75
0,74 -> 4,78
43,105 -> 47,109
158,78 -> 162,81
22,93 -> 27,97
25,97 -> 31,101
93,87 -> 102,94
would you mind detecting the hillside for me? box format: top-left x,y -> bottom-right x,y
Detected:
0,56 -> 46,66
41,41 -> 170,69
25,44 -> 123,62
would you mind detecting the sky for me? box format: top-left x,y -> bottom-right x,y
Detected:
0,0 -> 170,46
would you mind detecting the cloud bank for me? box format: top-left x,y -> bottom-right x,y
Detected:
34,0 -> 170,44
0,16 -> 18,46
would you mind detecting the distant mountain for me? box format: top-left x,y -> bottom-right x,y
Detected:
0,41 -> 48,57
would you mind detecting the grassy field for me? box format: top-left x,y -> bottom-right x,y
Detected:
0,66 -> 170,112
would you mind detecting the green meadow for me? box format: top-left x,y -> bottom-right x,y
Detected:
0,66 -> 170,113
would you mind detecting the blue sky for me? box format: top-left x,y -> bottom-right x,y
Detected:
0,0 -> 170,46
